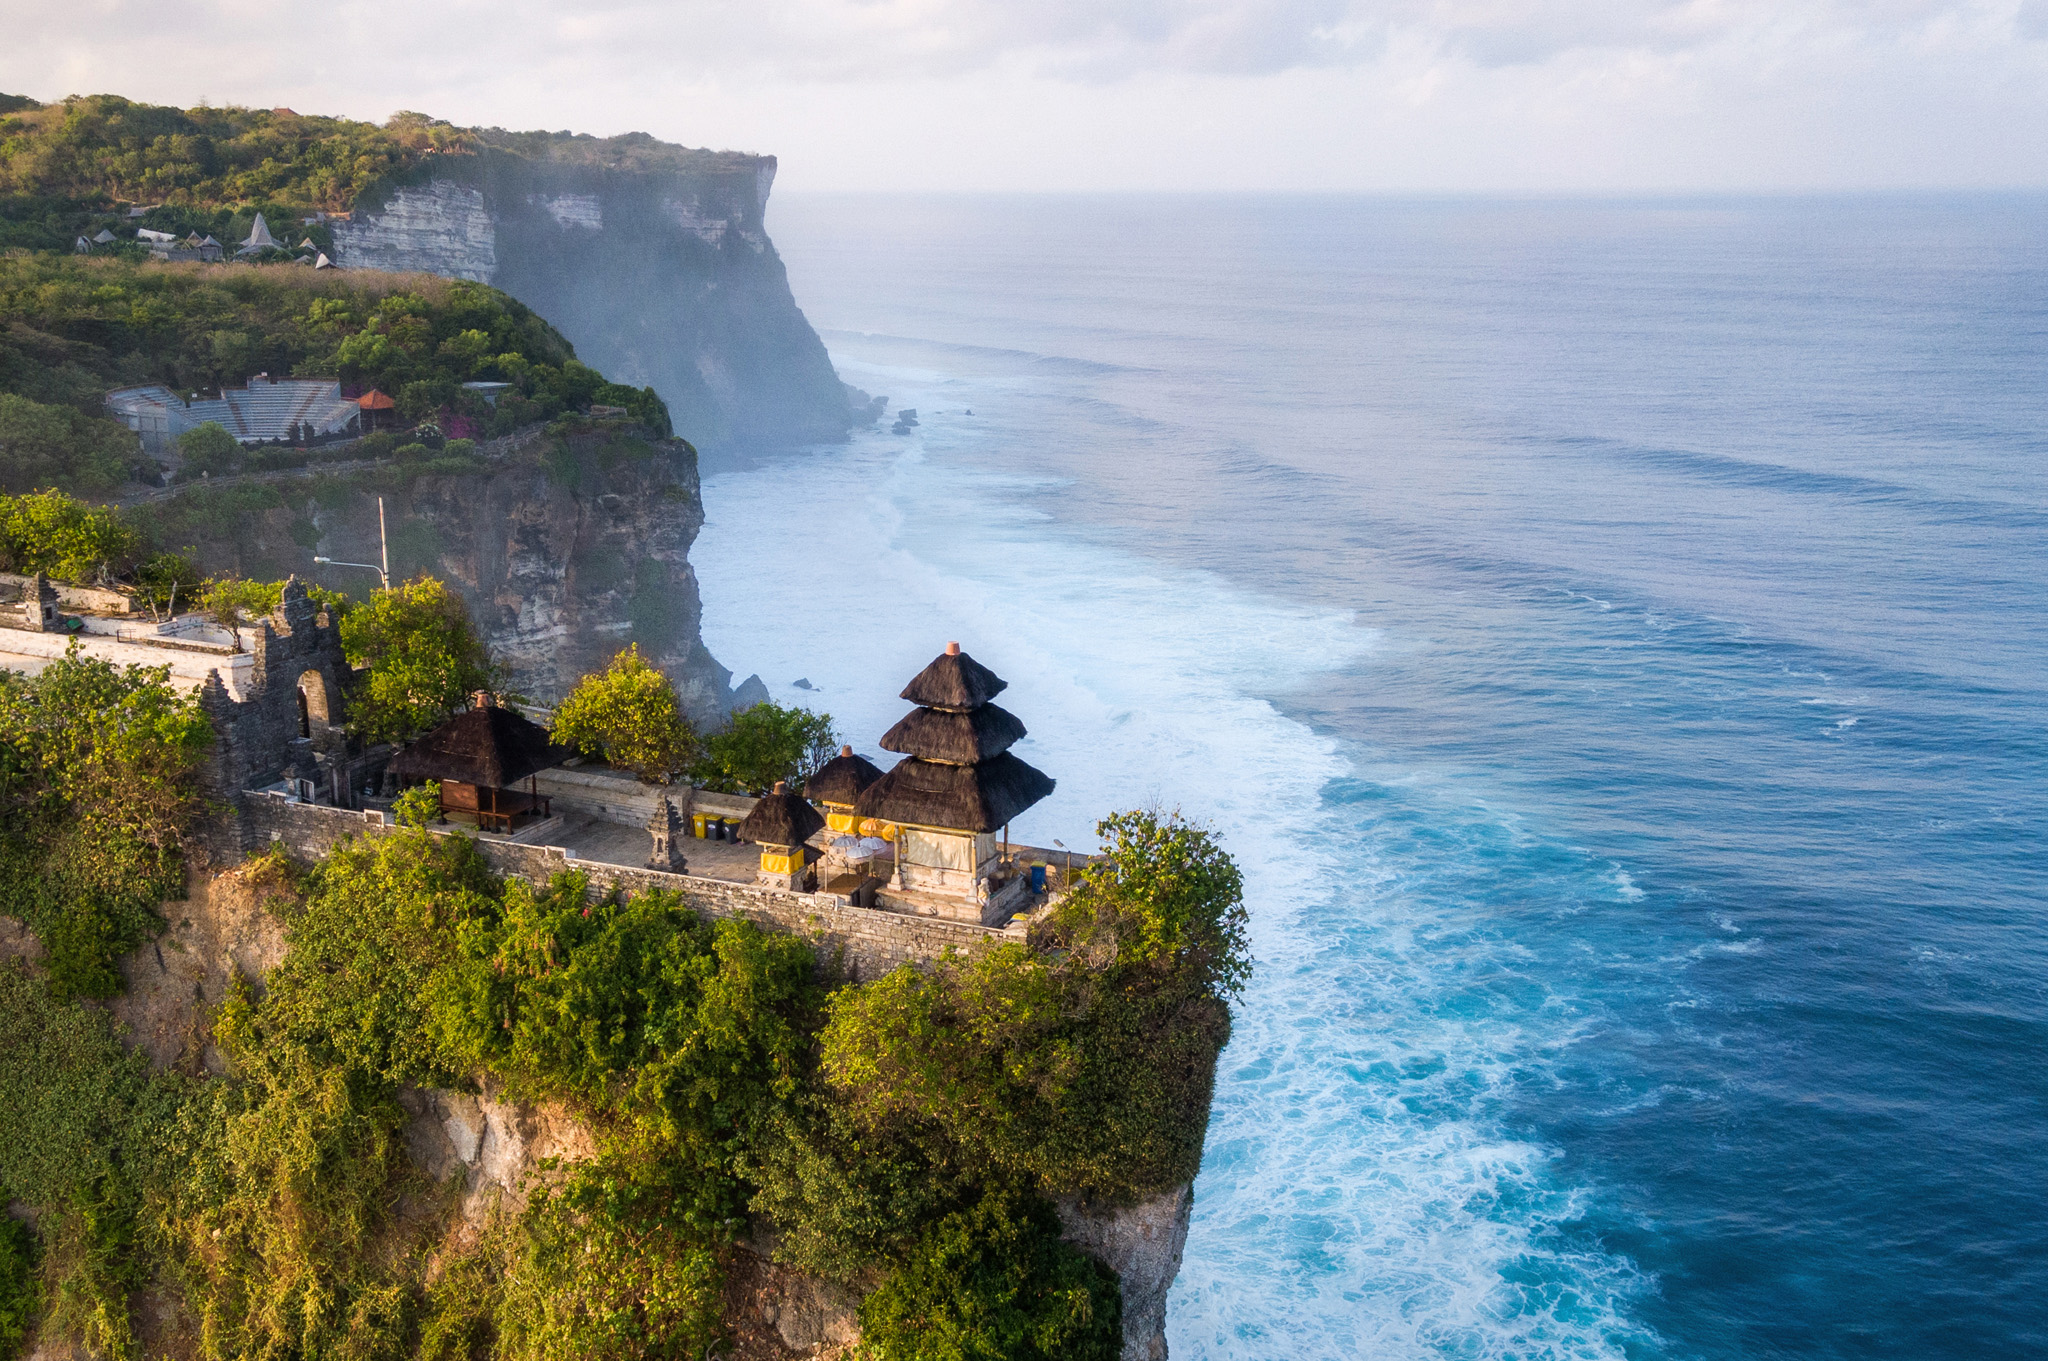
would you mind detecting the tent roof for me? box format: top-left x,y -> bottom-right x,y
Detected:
880,702 -> 1026,764
358,389 -> 395,409
899,644 -> 1007,712
855,751 -> 1054,833
806,747 -> 886,806
387,702 -> 566,788
738,784 -> 826,847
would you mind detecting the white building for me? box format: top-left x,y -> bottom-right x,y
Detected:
106,376 -> 361,459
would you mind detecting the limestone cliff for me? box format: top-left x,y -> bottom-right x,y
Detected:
164,428 -> 744,720
330,135 -> 849,453
33,855 -> 1195,1361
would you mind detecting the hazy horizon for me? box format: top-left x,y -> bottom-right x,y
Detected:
3,0 -> 2046,195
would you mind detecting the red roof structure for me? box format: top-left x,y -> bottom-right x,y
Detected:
358,390 -> 396,411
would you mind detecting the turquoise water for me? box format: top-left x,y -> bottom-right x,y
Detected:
695,195 -> 2048,1359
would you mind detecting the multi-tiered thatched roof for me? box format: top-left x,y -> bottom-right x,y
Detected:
856,643 -> 1054,833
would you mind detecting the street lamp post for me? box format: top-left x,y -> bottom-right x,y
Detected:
312,496 -> 391,590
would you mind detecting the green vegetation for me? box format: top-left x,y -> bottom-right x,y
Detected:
174,420 -> 238,476
548,644 -> 699,783
338,575 -> 500,743
0,95 -> 469,252
0,392 -> 137,493
854,1185 -> 1121,1361
0,646 -> 212,998
0,1215 -> 31,1361
0,253 -> 669,497
0,598 -> 1243,1360
694,700 -> 838,795
0,490 -> 134,581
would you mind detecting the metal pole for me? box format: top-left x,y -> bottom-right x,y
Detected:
377,496 -> 389,589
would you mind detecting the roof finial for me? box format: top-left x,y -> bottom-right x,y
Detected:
946,640 -> 960,656
840,744 -> 853,757
473,690 -> 494,708
773,780 -> 787,795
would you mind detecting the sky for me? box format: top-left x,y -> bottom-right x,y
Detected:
3,1 -> 2047,192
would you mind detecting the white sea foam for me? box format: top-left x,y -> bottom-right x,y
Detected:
694,401 -> 1653,1360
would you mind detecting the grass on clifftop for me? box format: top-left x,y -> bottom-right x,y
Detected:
0,254 -> 669,495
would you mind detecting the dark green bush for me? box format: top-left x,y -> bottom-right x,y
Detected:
0,1216 -> 33,1361
855,1184 -> 1121,1361
0,648 -> 213,999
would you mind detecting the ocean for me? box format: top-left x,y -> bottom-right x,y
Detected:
693,194 -> 2048,1360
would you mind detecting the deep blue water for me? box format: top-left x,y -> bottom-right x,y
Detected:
695,195 -> 2048,1359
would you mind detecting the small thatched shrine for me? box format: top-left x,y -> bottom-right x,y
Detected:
857,642 -> 1054,920
387,694 -> 564,833
807,744 -> 886,835
737,780 -> 826,891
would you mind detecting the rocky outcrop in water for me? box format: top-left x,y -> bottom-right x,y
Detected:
331,137 -> 849,453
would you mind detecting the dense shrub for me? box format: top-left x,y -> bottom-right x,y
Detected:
338,575 -> 500,743
0,1216 -> 31,1361
0,255 -> 670,495
0,648 -> 212,998
855,1184 -> 1122,1361
0,963 -> 155,1358
547,644 -> 698,783
0,810 -> 1245,1358
0,96 -> 465,223
0,394 -> 136,494
693,700 -> 837,795
0,490 -> 136,580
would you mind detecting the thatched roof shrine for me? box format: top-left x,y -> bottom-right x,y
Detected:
807,745 -> 885,806
880,703 -> 1026,764
900,645 -> 1008,712
856,752 -> 1054,833
738,781 -> 826,848
388,698 -> 566,788
858,642 -> 1054,833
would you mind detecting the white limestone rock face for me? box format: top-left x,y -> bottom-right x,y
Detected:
1058,1185 -> 1196,1361
330,182 -> 498,281
398,1085 -> 597,1232
323,146 -> 849,452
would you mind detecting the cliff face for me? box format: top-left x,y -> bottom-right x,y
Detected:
330,144 -> 849,453
171,432 -> 742,720
33,855 -> 1194,1361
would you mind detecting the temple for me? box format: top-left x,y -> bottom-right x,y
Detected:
856,642 -> 1055,923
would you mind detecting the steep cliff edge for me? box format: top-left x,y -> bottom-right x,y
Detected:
32,853 -> 1194,1361
331,135 -> 849,453
155,425 -> 743,719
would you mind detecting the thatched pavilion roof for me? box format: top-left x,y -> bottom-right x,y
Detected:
900,643 -> 1007,712
855,752 -> 1054,833
807,746 -> 886,806
388,701 -> 566,788
880,703 -> 1026,765
738,782 -> 827,848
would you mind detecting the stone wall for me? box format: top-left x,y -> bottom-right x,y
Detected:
238,792 -> 1017,980
206,593 -> 345,794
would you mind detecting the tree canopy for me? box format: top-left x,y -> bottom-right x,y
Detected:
695,700 -> 837,795
0,96 -> 468,245
548,644 -> 699,783
0,645 -> 213,998
0,254 -> 670,496
0,490 -> 135,581
337,575 -> 500,743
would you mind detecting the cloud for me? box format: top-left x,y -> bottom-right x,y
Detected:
0,0 -> 2043,190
